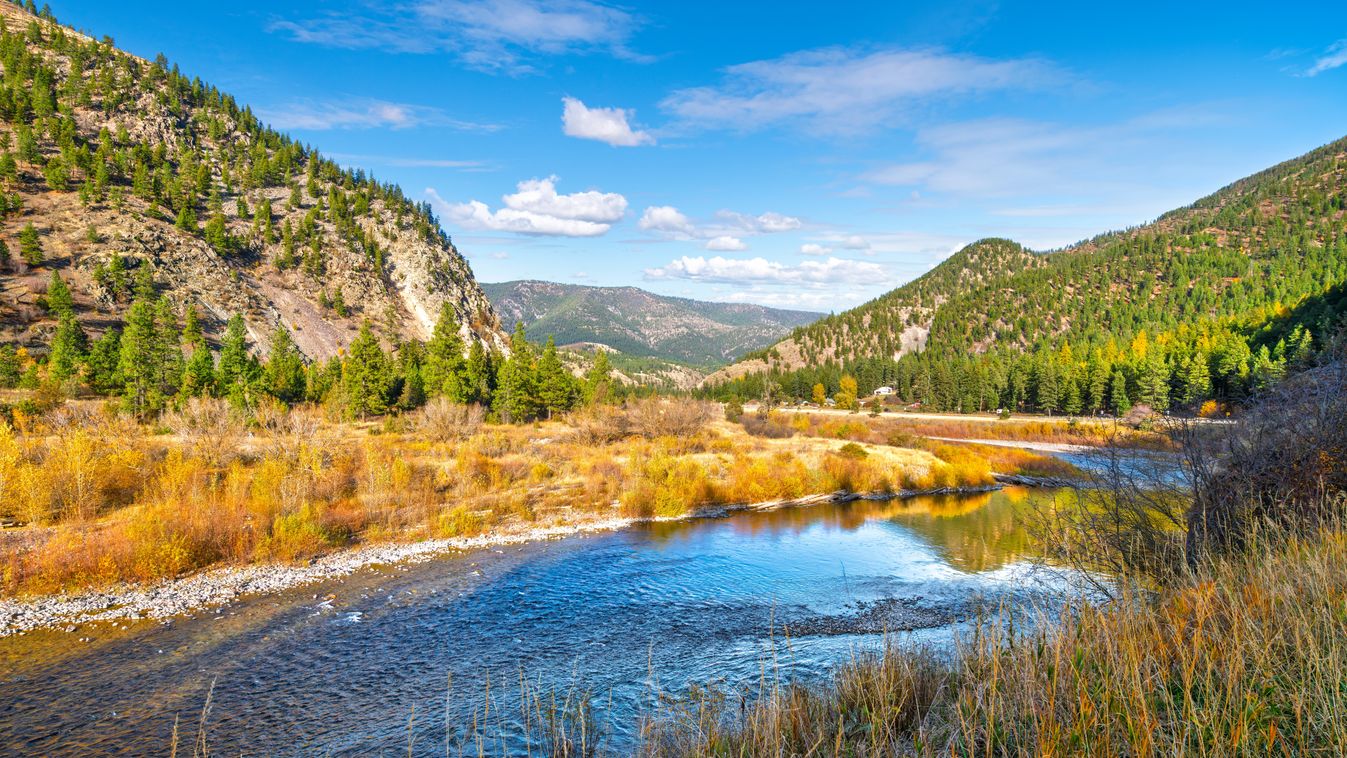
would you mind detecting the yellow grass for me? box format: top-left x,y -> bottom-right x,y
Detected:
0,401 -> 1006,595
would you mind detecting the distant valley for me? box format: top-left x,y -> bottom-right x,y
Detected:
482,280 -> 821,368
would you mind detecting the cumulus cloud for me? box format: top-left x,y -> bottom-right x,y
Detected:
1306,39 -> 1347,76
258,98 -> 498,131
661,46 -> 1065,134
799,243 -> 831,256
638,205 -> 697,236
645,255 -> 882,285
705,236 -> 748,251
562,97 -> 653,146
431,176 -> 627,237
273,0 -> 644,73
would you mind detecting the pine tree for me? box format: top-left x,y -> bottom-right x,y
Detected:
342,320 -> 392,418
1109,368 -> 1130,417
536,336 -> 575,418
85,328 -> 121,393
264,324 -> 306,404
182,304 -> 204,348
181,344 -> 215,398
422,302 -> 465,400
47,312 -> 87,381
18,222 -> 42,265
0,344 -> 21,388
1180,353 -> 1212,405
118,299 -> 163,416
463,341 -> 494,406
215,314 -> 257,399
1035,359 -> 1060,416
175,204 -> 198,232
44,270 -> 73,317
584,349 -> 612,404
495,323 -> 538,422
1138,355 -> 1170,412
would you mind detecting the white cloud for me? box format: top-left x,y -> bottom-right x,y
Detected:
639,205 -> 802,240
1306,39 -> 1347,76
432,176 -> 627,237
661,46 -> 1065,134
645,255 -> 883,285
562,97 -> 653,146
258,98 -> 497,131
273,0 -> 643,74
705,236 -> 748,251
799,243 -> 831,256
638,205 -> 696,236
716,210 -> 802,233
840,235 -> 870,250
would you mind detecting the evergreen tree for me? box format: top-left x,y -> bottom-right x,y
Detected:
584,349 -> 612,404
422,302 -> 465,400
494,323 -> 538,422
1180,353 -> 1212,405
1035,359 -> 1060,415
215,313 -> 257,399
263,324 -> 306,404
0,344 -> 21,388
536,336 -> 576,418
180,344 -> 215,398
1138,355 -> 1170,412
18,222 -> 42,265
85,329 -> 121,393
342,320 -> 392,418
47,313 -> 86,381
1109,368 -> 1131,417
182,304 -> 204,348
118,299 -> 164,416
44,270 -> 72,317
463,341 -> 494,406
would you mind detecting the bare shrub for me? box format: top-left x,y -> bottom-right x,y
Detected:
739,413 -> 794,439
1184,349 -> 1347,561
161,398 -> 248,466
569,404 -> 630,445
625,397 -> 715,440
413,397 -> 485,442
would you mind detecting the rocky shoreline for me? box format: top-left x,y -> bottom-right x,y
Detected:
0,481 -> 1039,637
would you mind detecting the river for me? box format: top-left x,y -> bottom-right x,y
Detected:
0,487 -> 1069,756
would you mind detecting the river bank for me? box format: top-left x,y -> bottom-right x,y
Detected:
0,482 -> 1024,637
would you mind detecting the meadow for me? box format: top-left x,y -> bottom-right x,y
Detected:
0,398 -> 1054,596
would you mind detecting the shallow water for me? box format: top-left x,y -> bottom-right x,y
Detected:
0,487 -> 1065,756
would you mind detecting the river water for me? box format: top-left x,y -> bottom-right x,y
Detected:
0,487 -> 1068,756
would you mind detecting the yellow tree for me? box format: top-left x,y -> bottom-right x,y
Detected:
837,374 -> 859,411
811,383 -> 826,405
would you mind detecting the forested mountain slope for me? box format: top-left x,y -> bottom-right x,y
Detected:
708,135 -> 1347,413
482,280 -> 820,367
0,2 -> 505,361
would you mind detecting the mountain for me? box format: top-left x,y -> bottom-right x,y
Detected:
0,3 -> 505,360
708,135 -> 1347,410
482,280 -> 821,367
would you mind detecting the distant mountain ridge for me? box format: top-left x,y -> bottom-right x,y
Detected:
482,280 -> 821,367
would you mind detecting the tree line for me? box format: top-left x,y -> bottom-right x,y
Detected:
1,265 -> 615,423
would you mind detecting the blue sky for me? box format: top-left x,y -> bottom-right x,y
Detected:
55,0 -> 1347,313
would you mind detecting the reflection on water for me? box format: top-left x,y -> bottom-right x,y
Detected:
0,487 -> 1059,756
